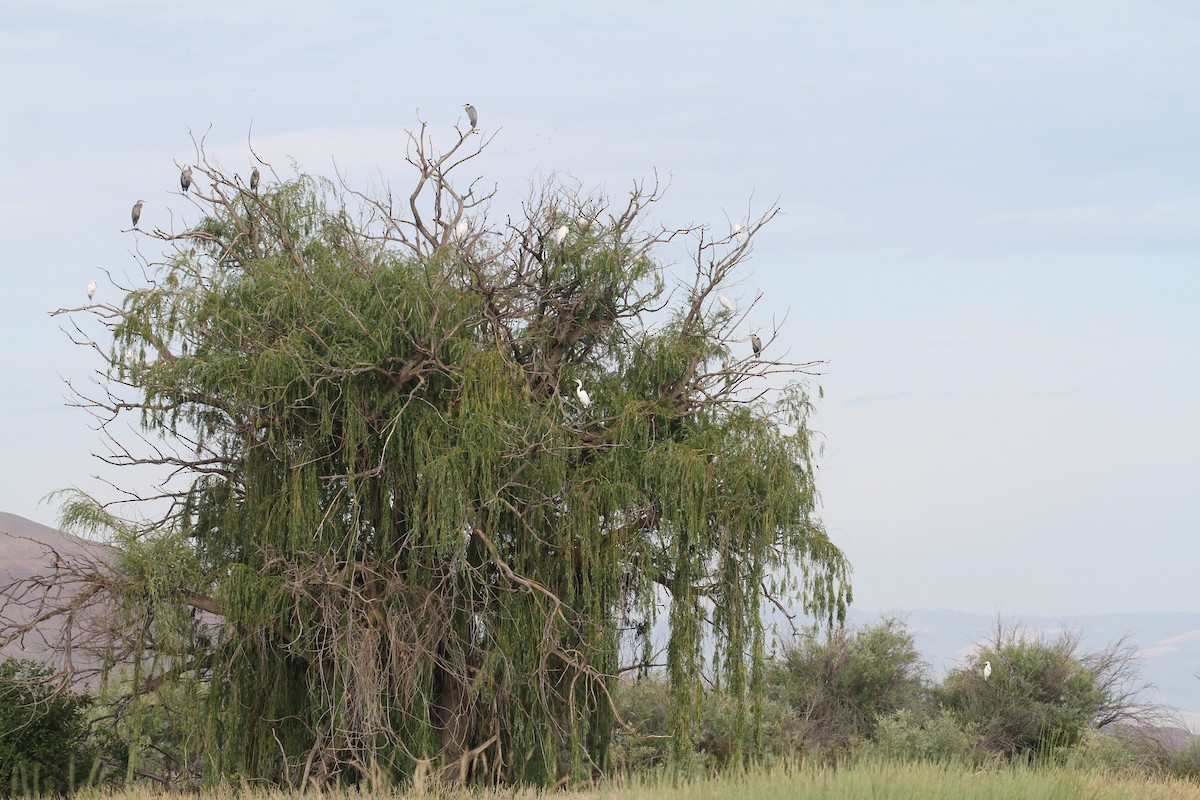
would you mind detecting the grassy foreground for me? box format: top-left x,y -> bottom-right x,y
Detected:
78,761 -> 1199,800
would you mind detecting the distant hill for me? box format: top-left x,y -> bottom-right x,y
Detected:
0,511 -> 113,667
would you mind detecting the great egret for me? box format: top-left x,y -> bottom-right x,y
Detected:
732,223 -> 743,237
86,279 -> 96,301
180,166 -> 193,193
574,379 -> 591,409
983,661 -> 992,682
750,333 -> 762,357
553,225 -> 568,245
463,103 -> 478,129
131,199 -> 144,228
718,294 -> 734,311
454,220 -> 469,239
250,167 -> 260,192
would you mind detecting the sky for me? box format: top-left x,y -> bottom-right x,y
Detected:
1,1 -> 1197,618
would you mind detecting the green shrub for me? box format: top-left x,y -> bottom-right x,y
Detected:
0,658 -> 114,796
938,622 -> 1140,759
868,708 -> 984,764
610,677 -> 801,773
764,618 -> 929,753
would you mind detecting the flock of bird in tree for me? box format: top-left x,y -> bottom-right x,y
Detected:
90,102 -> 766,410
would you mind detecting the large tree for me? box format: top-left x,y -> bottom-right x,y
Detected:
30,122 -> 850,787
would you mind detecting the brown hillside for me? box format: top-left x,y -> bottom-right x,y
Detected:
0,511 -> 114,670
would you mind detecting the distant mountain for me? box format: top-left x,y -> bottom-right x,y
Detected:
844,607 -> 1200,731
0,511 -> 113,666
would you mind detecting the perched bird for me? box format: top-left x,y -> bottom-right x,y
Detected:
750,333 -> 762,357
250,167 -> 260,192
131,199 -> 145,228
463,103 -> 478,129
718,294 -> 735,311
553,225 -> 568,245
574,379 -> 591,409
454,220 -> 469,239
983,661 -> 992,682
86,279 -> 96,301
732,223 -> 744,237
180,166 -> 193,194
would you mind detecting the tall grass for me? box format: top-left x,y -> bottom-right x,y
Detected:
73,760 -> 1199,800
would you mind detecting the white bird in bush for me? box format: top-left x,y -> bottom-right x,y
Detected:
553,225 -> 569,245
982,661 -> 992,681
574,379 -> 591,409
718,293 -> 734,312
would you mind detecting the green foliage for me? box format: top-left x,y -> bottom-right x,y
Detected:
0,659 -> 114,797
764,618 -> 928,753
868,709 -> 984,765
939,628 -> 1112,758
609,677 -> 801,773
51,140 -> 851,788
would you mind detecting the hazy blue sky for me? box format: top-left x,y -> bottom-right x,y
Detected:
2,2 -> 1197,617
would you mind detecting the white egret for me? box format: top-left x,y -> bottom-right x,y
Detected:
718,294 -> 734,311
180,166 -> 193,193
553,225 -> 568,244
750,333 -> 762,357
250,167 -> 260,192
732,223 -> 743,237
131,199 -> 144,228
86,279 -> 96,301
454,220 -> 469,239
983,661 -> 992,682
574,379 -> 591,409
463,103 -> 478,129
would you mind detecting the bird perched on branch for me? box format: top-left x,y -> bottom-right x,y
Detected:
86,279 -> 96,301
574,379 -> 591,409
131,200 -> 144,228
463,103 -> 478,129
750,333 -> 762,357
718,294 -> 735,311
180,166 -> 193,194
982,661 -> 992,682
553,225 -> 568,245
250,167 -> 260,192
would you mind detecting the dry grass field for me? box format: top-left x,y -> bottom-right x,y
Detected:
66,761 -> 1200,800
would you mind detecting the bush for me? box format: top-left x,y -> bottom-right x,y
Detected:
764,618 -> 929,753
610,677 -> 801,773
0,658 -> 113,796
868,708 -> 984,764
938,621 -> 1145,759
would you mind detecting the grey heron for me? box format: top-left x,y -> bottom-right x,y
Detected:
250,167 -> 260,192
131,200 -> 145,228
574,379 -> 591,409
983,661 -> 992,682
553,225 -> 568,245
180,166 -> 193,193
718,294 -> 734,311
463,103 -> 478,129
86,279 -> 96,301
750,333 -> 762,357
